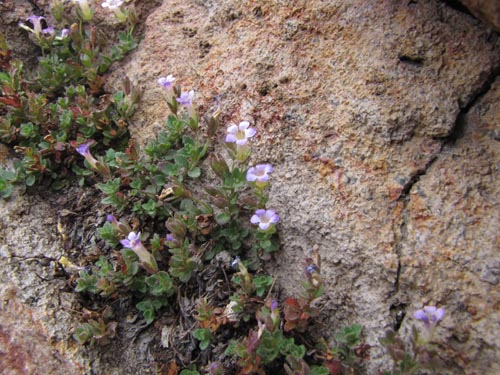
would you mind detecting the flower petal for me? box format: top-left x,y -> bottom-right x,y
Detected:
245,127 -> 257,138
413,309 -> 429,323
435,308 -> 445,321
239,121 -> 250,130
259,222 -> 270,230
227,124 -> 238,134
120,239 -> 131,248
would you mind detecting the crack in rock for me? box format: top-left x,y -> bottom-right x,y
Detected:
389,65 -> 500,331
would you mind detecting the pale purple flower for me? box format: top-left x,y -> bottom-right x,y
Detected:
41,27 -> 55,36
120,231 -> 141,249
107,214 -> 117,224
270,300 -> 278,312
166,234 -> 175,242
176,90 -> 195,107
225,121 -> 256,146
247,164 -> 273,182
176,90 -> 197,120
158,75 -> 176,90
26,15 -> 45,35
76,142 -> 98,167
414,306 -> 445,327
101,0 -> 124,9
251,209 -> 279,230
61,28 -> 70,38
75,142 -> 111,177
120,231 -> 158,274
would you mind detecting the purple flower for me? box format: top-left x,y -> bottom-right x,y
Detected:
247,164 -> 273,183
75,142 -> 111,178
176,90 -> 195,107
76,142 -> 97,163
120,231 -> 158,274
176,90 -> 197,121
225,121 -> 256,146
120,231 -> 141,249
250,209 -> 279,230
42,27 -> 55,36
76,142 -> 98,165
107,214 -> 117,223
76,142 -> 90,156
26,15 -> 46,35
158,75 -> 176,90
270,300 -> 278,312
414,306 -> 445,327
61,28 -> 70,38
166,234 -> 174,242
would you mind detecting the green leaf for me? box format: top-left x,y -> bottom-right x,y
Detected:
311,366 -> 330,375
253,275 -> 273,297
193,328 -> 211,350
187,167 -> 201,178
179,370 -> 200,375
334,324 -> 363,348
25,174 -> 36,187
215,212 -> 231,225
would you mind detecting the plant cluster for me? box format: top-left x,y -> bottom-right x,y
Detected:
0,0 -> 138,195
0,2 -> 450,375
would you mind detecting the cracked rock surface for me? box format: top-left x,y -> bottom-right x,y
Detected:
1,0 -> 500,373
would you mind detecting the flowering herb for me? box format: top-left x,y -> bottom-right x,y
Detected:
24,15 -> 46,36
176,90 -> 198,128
251,209 -> 280,231
177,90 -> 195,107
158,74 -> 176,91
120,231 -> 159,274
247,164 -> 273,183
225,121 -> 256,146
76,143 -> 111,178
414,306 -> 445,329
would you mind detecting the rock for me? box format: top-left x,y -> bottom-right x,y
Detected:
458,0 -> 500,31
399,77 -> 500,374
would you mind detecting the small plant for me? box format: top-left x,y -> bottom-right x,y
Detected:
380,306 -> 446,375
0,0 -> 140,190
283,245 -> 323,332
193,328 -> 212,350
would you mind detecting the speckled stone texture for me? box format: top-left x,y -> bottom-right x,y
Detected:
1,0 -> 500,373
459,0 -> 500,31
